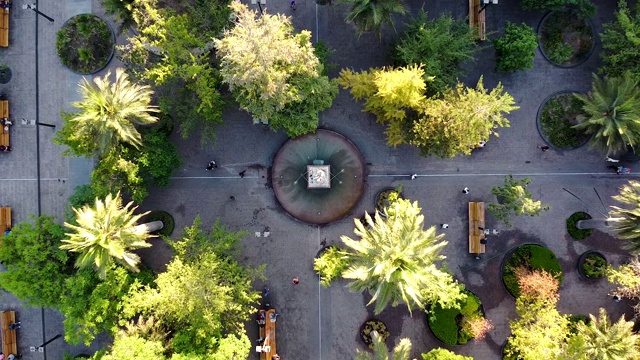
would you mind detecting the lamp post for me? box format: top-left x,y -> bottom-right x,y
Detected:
479,0 -> 498,13
250,0 -> 266,13
22,4 -> 54,22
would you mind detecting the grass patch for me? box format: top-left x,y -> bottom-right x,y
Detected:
540,10 -> 594,66
56,14 -> 114,74
502,244 -> 563,297
566,211 -> 593,240
539,93 -> 590,149
141,210 -> 175,237
428,291 -> 483,345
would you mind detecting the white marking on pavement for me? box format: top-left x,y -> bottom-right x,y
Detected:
317,226 -> 322,360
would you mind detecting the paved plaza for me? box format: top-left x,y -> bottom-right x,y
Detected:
0,0 -> 636,359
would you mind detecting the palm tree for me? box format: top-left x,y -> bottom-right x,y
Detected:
342,0 -> 408,37
570,308 -> 640,360
71,67 -> 158,154
610,180 -> 640,253
355,331 -> 411,360
341,198 -> 465,314
573,72 -> 640,156
61,192 -> 161,278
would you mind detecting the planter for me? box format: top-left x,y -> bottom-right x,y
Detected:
566,211 -> 593,240
427,290 -> 488,345
538,10 -> 595,68
501,243 -> 563,298
375,187 -> 403,216
0,66 -> 11,84
536,91 -> 591,150
577,250 -> 607,280
141,210 -> 175,236
360,319 -> 389,349
56,14 -> 116,74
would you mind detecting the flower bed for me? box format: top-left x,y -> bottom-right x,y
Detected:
56,14 -> 115,74
566,211 -> 593,240
538,92 -> 590,149
502,244 -> 563,298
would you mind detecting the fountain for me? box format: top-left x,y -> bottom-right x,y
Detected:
271,129 -> 366,224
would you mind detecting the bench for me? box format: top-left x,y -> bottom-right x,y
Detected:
469,0 -> 486,41
0,100 -> 8,149
257,309 -> 277,360
1,311 -> 17,357
0,207 -> 10,238
0,8 -> 8,48
469,202 -> 486,254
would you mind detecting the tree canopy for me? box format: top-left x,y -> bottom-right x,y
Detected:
214,2 -> 337,137
610,180 -> 640,253
494,22 -> 539,73
600,0 -> 640,80
487,176 -> 550,227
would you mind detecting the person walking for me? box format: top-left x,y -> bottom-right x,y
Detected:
292,277 -> 299,284
239,170 -> 246,178
290,0 -> 296,9
206,160 -> 216,171
462,187 -> 470,194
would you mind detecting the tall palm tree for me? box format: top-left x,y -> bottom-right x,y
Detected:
71,67 -> 158,154
355,331 -> 411,360
342,0 -> 408,37
573,72 -> 640,156
341,198 -> 465,314
610,180 -> 640,253
61,192 -> 159,278
571,308 -> 640,360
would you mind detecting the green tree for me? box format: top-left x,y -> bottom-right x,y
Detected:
355,331 -> 411,360
573,73 -> 640,156
214,2 -> 337,137
122,217 -> 261,357
337,64 -> 428,146
0,216 -> 73,307
607,256 -> 640,316
422,348 -> 473,360
487,176 -> 550,227
411,78 -> 517,158
55,68 -> 158,156
610,181 -> 640,253
507,297 -> 569,360
520,0 -> 595,17
342,0 -> 408,37
600,1 -> 640,80
314,246 -> 349,287
566,308 -> 640,360
326,198 -> 466,314
120,0 -> 230,144
394,11 -> 477,96
59,265 -> 152,345
61,192 -> 154,278
494,22 -> 539,72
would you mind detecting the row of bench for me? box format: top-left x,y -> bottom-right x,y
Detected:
0,100 -> 9,149
0,8 -> 8,48
469,0 -> 487,41
1,311 -> 17,357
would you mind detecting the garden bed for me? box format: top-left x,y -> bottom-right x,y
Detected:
537,91 -> 590,149
577,251 -> 607,280
538,10 -> 595,67
360,319 -> 389,349
140,210 -> 175,236
502,244 -> 563,298
427,291 -> 487,345
56,14 -> 115,74
566,211 -> 593,240
375,186 -> 403,216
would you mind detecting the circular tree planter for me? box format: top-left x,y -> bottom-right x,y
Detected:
56,14 -> 115,74
536,91 -> 591,150
141,210 -> 175,236
427,290 -> 488,345
566,211 -> 593,240
501,244 -> 563,298
0,66 -> 11,84
538,10 -> 595,67
577,250 -> 607,280
375,187 -> 403,216
360,319 -> 389,349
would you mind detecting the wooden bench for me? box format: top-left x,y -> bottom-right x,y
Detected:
0,100 -> 8,149
0,207 -> 10,238
469,0 -> 486,41
257,308 -> 277,360
0,8 -> 8,48
1,311 -> 17,357
469,202 -> 486,254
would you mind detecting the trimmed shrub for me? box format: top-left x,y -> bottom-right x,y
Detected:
428,291 -> 485,345
566,211 -> 593,239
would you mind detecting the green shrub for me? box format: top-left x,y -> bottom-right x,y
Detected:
539,93 -> 590,149
494,22 -> 539,72
566,211 -> 593,239
567,314 -> 590,335
314,246 -> 349,287
539,10 -> 594,66
428,291 -> 482,345
503,244 -> 563,297
582,253 -> 607,278
521,0 -> 595,18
